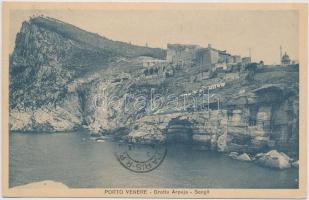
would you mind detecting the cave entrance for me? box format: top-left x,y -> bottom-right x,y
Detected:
166,118 -> 194,143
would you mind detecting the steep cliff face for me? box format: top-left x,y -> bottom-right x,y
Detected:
9,16 -> 299,158
9,17 -> 165,132
10,18 -> 82,131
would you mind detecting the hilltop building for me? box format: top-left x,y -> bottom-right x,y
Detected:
166,44 -> 199,66
218,50 -> 231,64
242,57 -> 251,66
281,52 -> 291,65
166,43 -> 244,71
232,55 -> 241,63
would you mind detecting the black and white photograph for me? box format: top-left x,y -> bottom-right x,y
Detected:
1,2 -> 307,198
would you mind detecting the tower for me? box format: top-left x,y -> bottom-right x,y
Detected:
280,46 -> 283,63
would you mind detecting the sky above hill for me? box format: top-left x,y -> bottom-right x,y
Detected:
9,9 -> 299,65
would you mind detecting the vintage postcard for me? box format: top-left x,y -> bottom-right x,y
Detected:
1,2 -> 307,198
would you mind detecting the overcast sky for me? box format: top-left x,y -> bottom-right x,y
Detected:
10,9 -> 299,64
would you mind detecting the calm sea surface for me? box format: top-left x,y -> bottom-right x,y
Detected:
9,131 -> 298,188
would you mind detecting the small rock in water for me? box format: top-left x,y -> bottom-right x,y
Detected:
95,138 -> 106,143
292,160 -> 299,168
228,152 -> 239,159
217,134 -> 227,152
236,153 -> 251,161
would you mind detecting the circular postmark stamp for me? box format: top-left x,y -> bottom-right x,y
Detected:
114,143 -> 167,173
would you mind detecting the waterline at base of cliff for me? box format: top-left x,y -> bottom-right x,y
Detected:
9,131 -> 298,189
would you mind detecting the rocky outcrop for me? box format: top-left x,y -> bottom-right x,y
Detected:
10,93 -> 82,132
292,160 -> 299,168
236,153 -> 251,161
228,152 -> 239,159
193,134 -> 212,143
9,16 -> 299,167
217,134 -> 228,152
30,16 -> 166,59
128,126 -> 166,144
125,110 -> 227,144
10,106 -> 81,132
229,150 -> 295,169
9,16 -> 165,132
255,150 -> 292,169
228,152 -> 251,161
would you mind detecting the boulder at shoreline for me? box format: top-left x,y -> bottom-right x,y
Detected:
255,150 -> 291,169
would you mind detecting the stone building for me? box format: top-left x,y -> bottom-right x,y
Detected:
166,43 -> 242,71
232,55 -> 241,63
166,44 -> 199,66
218,50 -> 232,63
166,43 -> 220,71
195,47 -> 218,66
242,57 -> 251,65
281,52 -> 291,65
227,56 -> 234,64
202,44 -> 220,65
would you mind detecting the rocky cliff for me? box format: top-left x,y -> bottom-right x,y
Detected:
9,16 -> 299,160
9,16 -> 165,132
